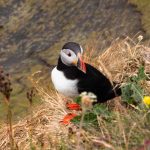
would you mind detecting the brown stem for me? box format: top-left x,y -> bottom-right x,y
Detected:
5,98 -> 14,150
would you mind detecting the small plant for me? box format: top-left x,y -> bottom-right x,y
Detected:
71,92 -> 112,149
26,87 -> 36,106
72,103 -> 111,127
121,66 -> 148,106
0,67 -> 12,101
0,66 -> 14,149
71,92 -> 111,127
26,87 -> 37,149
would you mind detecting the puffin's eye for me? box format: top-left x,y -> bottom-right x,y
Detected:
67,52 -> 71,57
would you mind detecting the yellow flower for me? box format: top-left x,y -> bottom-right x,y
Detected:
143,96 -> 150,107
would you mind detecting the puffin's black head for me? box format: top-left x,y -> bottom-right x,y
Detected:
60,42 -> 86,73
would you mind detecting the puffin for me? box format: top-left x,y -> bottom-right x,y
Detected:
51,42 -> 121,103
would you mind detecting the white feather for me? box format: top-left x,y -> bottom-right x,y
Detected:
51,67 -> 79,97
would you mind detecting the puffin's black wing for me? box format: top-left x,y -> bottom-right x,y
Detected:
77,63 -> 121,103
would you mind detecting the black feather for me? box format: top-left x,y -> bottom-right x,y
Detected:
57,57 -> 121,103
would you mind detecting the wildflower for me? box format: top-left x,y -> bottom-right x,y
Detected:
143,96 -> 150,108
80,92 -> 97,109
138,35 -> 143,42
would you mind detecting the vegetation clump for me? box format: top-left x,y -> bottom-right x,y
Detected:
0,37 -> 150,149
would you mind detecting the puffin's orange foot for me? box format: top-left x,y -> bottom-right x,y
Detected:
60,113 -> 77,125
66,103 -> 81,110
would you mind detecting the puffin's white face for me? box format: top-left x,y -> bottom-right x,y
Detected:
60,49 -> 78,66
60,43 -> 86,73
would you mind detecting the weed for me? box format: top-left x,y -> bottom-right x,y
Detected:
0,66 -> 14,149
121,66 -> 149,109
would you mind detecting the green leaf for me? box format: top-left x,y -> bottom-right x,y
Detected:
130,83 -> 143,103
71,104 -> 111,126
71,112 -> 98,126
93,104 -> 110,116
121,66 -> 146,105
71,115 -> 81,124
137,66 -> 147,81
121,83 -> 134,104
83,112 -> 97,124
74,96 -> 81,105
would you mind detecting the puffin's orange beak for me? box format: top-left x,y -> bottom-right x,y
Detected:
77,53 -> 86,73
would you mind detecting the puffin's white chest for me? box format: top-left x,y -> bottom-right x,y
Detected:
51,67 -> 79,97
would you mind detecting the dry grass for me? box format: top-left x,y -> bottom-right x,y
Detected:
0,85 -> 69,149
85,36 -> 149,80
0,37 -> 150,149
